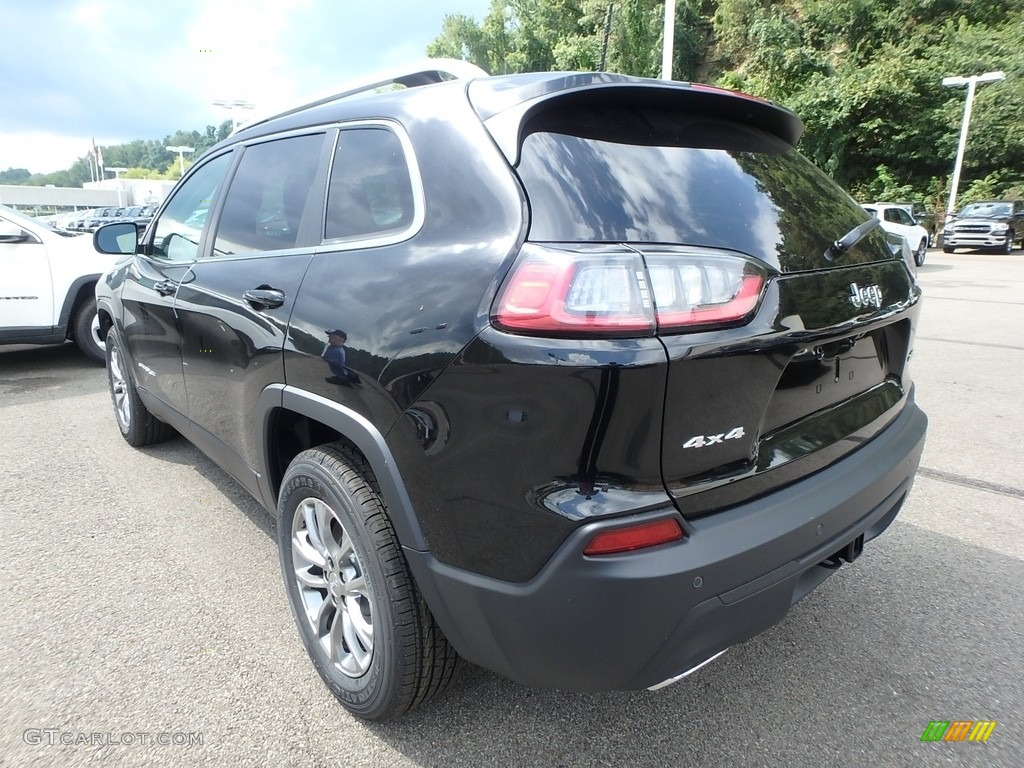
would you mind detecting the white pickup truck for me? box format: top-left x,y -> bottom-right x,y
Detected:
0,203 -> 115,362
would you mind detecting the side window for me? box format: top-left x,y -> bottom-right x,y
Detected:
895,209 -> 913,226
212,133 -> 325,256
883,209 -> 900,224
325,127 -> 415,241
151,152 -> 233,262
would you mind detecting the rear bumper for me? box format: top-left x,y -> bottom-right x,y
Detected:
407,399 -> 927,692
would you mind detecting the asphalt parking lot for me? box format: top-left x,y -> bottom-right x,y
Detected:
1,249 -> 1022,767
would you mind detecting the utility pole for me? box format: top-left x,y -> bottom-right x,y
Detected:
166,145 -> 195,176
599,4 -> 613,71
941,71 -> 1006,216
661,0 -> 676,80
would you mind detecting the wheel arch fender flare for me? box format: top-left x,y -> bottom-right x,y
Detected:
57,274 -> 101,333
95,297 -> 117,336
257,384 -> 430,552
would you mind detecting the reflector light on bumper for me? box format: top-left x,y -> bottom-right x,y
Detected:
583,517 -> 685,555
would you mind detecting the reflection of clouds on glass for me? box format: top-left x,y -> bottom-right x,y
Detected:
735,161 -> 784,262
523,134 -> 785,262
609,144 -> 703,241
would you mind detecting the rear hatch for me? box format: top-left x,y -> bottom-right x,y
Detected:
475,75 -> 920,518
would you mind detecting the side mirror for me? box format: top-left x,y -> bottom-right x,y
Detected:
0,221 -> 29,243
93,222 -> 139,255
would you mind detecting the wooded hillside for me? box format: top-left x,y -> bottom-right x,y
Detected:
428,0 -> 1024,212
7,0 -> 1019,218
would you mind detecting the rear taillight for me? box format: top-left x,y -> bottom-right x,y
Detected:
493,244 -> 767,336
644,251 -> 765,331
493,247 -> 654,334
583,517 -> 685,556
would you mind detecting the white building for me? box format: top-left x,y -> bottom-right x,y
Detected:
0,178 -> 174,215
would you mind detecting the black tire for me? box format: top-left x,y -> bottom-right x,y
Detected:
942,246 -> 954,254
914,239 -> 927,267
278,444 -> 458,720
72,298 -> 105,363
105,332 -> 175,446
1002,233 -> 1014,254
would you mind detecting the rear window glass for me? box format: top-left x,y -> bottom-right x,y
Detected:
516,107 -> 891,272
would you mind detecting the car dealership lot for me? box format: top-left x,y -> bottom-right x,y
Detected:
1,250 -> 1022,767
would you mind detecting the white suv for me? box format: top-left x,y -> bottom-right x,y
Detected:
862,204 -> 930,266
0,203 -> 114,361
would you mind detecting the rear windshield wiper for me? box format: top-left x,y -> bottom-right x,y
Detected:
824,216 -> 880,262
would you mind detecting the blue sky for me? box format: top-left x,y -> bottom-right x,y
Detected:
0,0 -> 493,174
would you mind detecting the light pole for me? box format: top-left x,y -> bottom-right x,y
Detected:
212,99 -> 256,130
661,0 -> 676,80
165,145 -> 194,176
942,70 -> 1005,217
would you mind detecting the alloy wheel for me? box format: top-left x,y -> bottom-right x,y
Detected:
291,497 -> 374,677
108,344 -> 132,430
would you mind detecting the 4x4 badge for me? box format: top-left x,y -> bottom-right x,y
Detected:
683,427 -> 745,449
849,282 -> 882,309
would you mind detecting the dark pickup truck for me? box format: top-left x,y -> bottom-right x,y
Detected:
942,200 -> 1024,253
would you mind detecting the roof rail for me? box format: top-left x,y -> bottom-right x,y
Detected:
232,58 -> 488,135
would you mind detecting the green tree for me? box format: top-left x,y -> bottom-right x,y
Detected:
428,0 -> 1024,206
427,0 -> 689,78
8,119 -> 236,188
0,167 -> 31,183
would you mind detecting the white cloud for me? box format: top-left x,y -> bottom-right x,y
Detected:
0,0 -> 493,174
0,132 -> 99,176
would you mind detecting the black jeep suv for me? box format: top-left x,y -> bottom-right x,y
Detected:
94,62 -> 927,720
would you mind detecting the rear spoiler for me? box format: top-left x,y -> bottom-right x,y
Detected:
468,73 -> 803,166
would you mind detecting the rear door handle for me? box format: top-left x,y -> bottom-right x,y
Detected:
243,287 -> 286,310
153,280 -> 177,297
